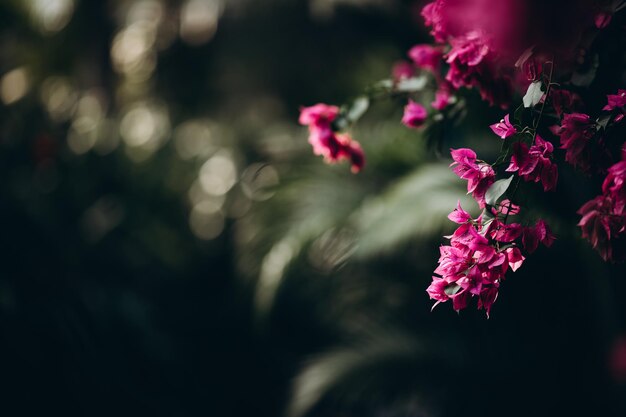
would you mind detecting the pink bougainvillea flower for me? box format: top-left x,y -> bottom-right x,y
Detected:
578,195 -> 626,262
299,104 -> 365,173
392,60 -> 415,81
421,0 -> 448,42
431,89 -> 454,111
448,200 -> 472,224
602,161 -> 626,215
335,134 -> 366,173
490,114 -> 517,139
557,113 -> 597,172
402,100 -> 428,128
522,219 -> 555,254
578,159 -> 626,262
497,199 -> 520,216
443,31 -> 513,107
594,11 -> 612,29
506,135 -> 558,191
408,44 -> 444,72
300,104 -> 342,159
450,148 -> 495,208
446,30 -> 490,71
428,203 -> 527,316
299,103 -> 340,127
491,222 -> 523,243
505,247 -> 525,272
550,88 -> 584,117
603,89 -> 626,111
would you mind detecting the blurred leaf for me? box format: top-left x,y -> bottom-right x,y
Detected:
352,164 -> 473,258
396,76 -> 428,93
287,333 -> 424,417
345,96 -> 370,124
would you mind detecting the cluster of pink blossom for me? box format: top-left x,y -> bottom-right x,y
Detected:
397,0 -> 617,126
427,199 -> 553,316
297,0 -> 625,317
299,104 -> 365,173
506,135 -> 558,192
546,89 -> 626,262
429,137 -> 557,315
449,148 -> 495,208
578,154 -> 626,262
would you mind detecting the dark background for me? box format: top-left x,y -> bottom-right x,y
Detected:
1,1 -> 625,416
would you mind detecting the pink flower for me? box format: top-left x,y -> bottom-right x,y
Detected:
450,148 -> 496,208
444,31 -> 513,107
594,12 -> 612,29
602,161 -> 626,216
336,134 -> 366,174
578,195 -> 626,262
522,219 -> 555,254
505,247 -> 525,272
446,31 -> 490,69
421,0 -> 448,42
431,89 -> 453,111
299,103 -> 341,158
506,136 -> 558,191
448,200 -> 472,224
578,160 -> 626,262
299,104 -> 365,173
428,204 -> 526,316
299,103 -> 340,127
603,89 -> 626,112
490,114 -> 517,139
496,199 -> 520,216
408,44 -> 443,72
557,113 -> 597,172
491,222 -> 523,243
402,100 -> 428,128
392,61 -> 415,81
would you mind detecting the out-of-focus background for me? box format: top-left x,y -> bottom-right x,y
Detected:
1,1 -> 625,416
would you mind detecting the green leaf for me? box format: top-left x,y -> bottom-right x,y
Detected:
395,76 -> 427,93
345,96 -> 370,123
444,283 -> 461,296
596,114 -> 611,130
523,81 -> 543,108
513,105 -> 532,127
485,175 -> 513,206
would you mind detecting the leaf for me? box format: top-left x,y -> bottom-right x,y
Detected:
523,81 -> 543,108
485,176 -> 513,206
571,54 -> 599,87
444,283 -> 461,296
346,96 -> 370,123
596,114 -> 611,130
395,76 -> 427,93
351,164 -> 474,258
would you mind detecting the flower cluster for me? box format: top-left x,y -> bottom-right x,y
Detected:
297,0 -> 626,318
506,135 -> 558,192
299,104 -> 365,173
427,200 -> 553,316
450,148 -> 495,208
578,157 -> 626,262
555,113 -> 600,173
